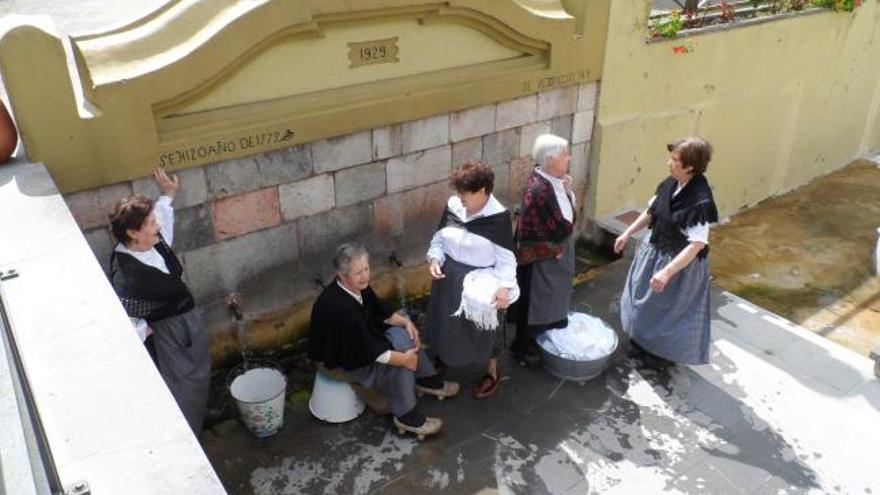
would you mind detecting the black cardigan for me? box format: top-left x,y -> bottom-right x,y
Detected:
308,281 -> 395,371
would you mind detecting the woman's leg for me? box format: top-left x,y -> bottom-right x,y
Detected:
475,329 -> 503,399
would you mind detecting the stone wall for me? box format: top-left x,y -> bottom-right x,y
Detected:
67,83 -> 599,360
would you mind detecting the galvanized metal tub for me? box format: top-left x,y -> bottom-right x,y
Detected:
538,334 -> 618,383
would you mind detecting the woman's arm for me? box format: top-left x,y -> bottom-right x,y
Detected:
649,241 -> 706,292
427,230 -> 446,279
385,349 -> 418,371
491,245 -> 518,309
613,209 -> 652,254
153,168 -> 178,245
386,311 -> 420,349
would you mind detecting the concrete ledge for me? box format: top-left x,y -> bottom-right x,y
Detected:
0,161 -> 225,494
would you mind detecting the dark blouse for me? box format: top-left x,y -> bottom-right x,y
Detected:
308,281 -> 395,371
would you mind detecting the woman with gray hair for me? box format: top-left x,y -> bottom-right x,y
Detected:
309,243 -> 458,439
508,134 -> 578,367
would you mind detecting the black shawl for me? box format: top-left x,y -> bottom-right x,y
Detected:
308,281 -> 394,371
436,205 -> 514,253
648,174 -> 718,259
108,237 -> 195,323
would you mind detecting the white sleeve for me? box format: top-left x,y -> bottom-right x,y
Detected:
426,230 -> 446,265
154,196 -> 175,246
492,244 -> 520,303
375,350 -> 391,364
131,318 -> 148,342
683,222 -> 710,244
647,195 -> 657,208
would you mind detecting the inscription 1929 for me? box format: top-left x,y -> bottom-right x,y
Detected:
348,37 -> 400,68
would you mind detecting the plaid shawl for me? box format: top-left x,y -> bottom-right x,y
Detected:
515,170 -> 574,265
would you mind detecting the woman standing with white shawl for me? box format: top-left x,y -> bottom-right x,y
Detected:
425,160 -> 519,399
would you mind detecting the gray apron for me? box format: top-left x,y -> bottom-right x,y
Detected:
620,239 -> 712,365
526,235 -> 575,325
426,257 -> 503,367
151,308 -> 212,433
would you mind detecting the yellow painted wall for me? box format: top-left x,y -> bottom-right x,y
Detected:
592,1 -> 880,218
0,0 -> 611,193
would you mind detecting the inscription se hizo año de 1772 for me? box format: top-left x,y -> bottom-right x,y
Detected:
158,129 -> 295,167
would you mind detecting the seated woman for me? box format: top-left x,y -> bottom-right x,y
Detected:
108,168 -> 211,434
309,243 -> 458,439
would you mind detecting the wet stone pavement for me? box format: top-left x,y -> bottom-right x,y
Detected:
202,258 -> 880,495
711,159 -> 880,357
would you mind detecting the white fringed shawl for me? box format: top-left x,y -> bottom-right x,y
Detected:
452,268 -> 502,331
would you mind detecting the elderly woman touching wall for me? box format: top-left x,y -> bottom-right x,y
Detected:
108,168 -> 211,433
509,134 -> 578,368
614,137 -> 719,366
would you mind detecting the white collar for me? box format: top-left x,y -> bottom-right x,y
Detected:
536,167 -> 574,223
536,167 -> 564,185
337,279 -> 363,304
448,194 -> 505,222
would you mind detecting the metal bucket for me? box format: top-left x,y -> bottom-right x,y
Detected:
537,314 -> 619,383
539,345 -> 617,382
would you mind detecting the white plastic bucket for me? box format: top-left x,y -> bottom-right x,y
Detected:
309,371 -> 365,423
229,367 -> 287,438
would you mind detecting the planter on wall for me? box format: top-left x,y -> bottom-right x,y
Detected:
0,100 -> 17,164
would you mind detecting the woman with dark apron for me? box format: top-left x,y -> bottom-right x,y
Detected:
108,169 -> 211,433
426,160 -> 519,399
509,134 -> 577,368
615,137 -> 719,366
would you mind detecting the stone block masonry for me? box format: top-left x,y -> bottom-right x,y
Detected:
65,82 -> 600,360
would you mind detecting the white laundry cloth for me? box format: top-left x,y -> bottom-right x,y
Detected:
537,312 -> 618,361
453,268 -> 503,331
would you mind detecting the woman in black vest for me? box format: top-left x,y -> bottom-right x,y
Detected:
614,138 -> 719,365
108,169 -> 211,433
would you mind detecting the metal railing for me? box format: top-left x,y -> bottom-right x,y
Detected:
0,272 -> 89,495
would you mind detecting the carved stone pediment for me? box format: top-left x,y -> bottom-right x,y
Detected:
0,0 -> 606,192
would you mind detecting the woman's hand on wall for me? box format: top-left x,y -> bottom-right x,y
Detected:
154,168 -> 179,198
